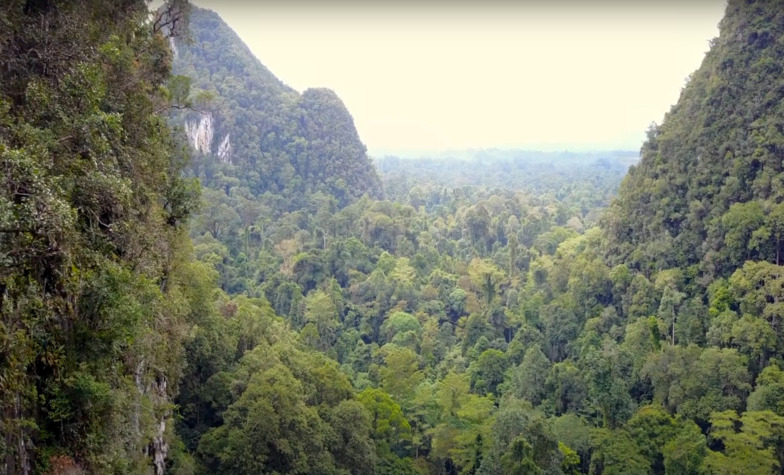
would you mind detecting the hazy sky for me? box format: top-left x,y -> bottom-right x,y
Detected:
193,1 -> 726,155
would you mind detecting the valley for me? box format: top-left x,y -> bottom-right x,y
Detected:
2,1 -> 784,474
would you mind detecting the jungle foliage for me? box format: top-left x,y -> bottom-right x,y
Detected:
5,0 -> 784,474
0,0 -> 197,473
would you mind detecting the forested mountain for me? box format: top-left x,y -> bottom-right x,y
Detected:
5,0 -> 784,474
605,0 -> 784,280
171,7 -> 383,208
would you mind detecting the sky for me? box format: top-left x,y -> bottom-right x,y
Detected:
192,1 -> 726,156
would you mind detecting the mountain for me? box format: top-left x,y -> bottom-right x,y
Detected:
171,6 -> 383,208
605,0 -> 784,282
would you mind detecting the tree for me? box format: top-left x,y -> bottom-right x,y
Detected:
748,365 -> 784,415
559,442 -> 581,475
379,345 -> 424,408
662,421 -> 708,475
197,188 -> 242,239
500,437 -> 542,475
304,290 -> 340,351
506,344 -> 550,406
621,316 -> 666,381
729,261 -> 784,360
657,285 -> 686,346
358,387 -> 413,458
767,202 -> 784,265
582,339 -> 634,428
477,399 -> 562,475
544,362 -> 587,416
551,414 -> 592,473
435,372 -> 471,419
470,349 -> 508,397
198,365 -> 329,474
567,254 -> 613,320
589,429 -> 650,475
625,405 -> 678,473
327,400 -> 377,474
687,348 -> 752,422
643,345 -> 751,423
702,410 -> 784,475
541,302 -> 579,362
468,258 -> 507,307
381,311 -> 422,345
463,313 -> 494,353
623,274 -> 659,320
722,201 -> 765,264
424,372 -> 495,471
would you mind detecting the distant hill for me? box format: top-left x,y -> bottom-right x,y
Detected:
375,150 -> 638,222
375,149 -> 638,186
171,6 -> 383,207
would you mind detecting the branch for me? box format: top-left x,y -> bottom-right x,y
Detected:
152,1 -> 189,39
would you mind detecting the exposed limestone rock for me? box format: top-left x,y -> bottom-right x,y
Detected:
185,113 -> 213,154
169,37 -> 178,59
217,133 -> 231,164
134,360 -> 171,475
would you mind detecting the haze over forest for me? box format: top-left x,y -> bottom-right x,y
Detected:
5,1 -> 784,475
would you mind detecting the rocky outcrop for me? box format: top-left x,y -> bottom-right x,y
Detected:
185,113 -> 214,155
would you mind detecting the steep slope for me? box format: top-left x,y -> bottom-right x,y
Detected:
0,1 -> 198,473
605,0 -> 784,281
172,6 -> 383,207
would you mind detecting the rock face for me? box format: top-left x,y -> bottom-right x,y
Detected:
172,6 -> 383,205
217,133 -> 231,163
185,113 -> 213,155
135,360 -> 172,475
169,37 -> 178,59
184,113 -> 232,164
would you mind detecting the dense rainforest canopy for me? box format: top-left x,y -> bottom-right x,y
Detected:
3,0 -> 784,474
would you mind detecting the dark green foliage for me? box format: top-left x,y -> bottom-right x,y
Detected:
604,0 -> 784,279
589,428 -> 650,475
505,344 -> 550,406
748,364 -> 784,415
470,349 -> 507,397
8,0 -> 784,473
196,343 -> 374,474
0,0 -> 197,472
479,399 -> 562,475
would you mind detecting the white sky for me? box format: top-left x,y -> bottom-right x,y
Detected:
193,1 -> 726,155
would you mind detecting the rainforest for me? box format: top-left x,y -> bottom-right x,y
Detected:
3,0 -> 784,474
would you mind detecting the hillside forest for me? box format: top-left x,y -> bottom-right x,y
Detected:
3,0 -> 784,474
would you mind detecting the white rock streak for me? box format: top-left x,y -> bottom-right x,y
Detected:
185,113 -> 214,154
217,133 -> 232,163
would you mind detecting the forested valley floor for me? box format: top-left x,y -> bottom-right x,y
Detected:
4,1 -> 784,474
